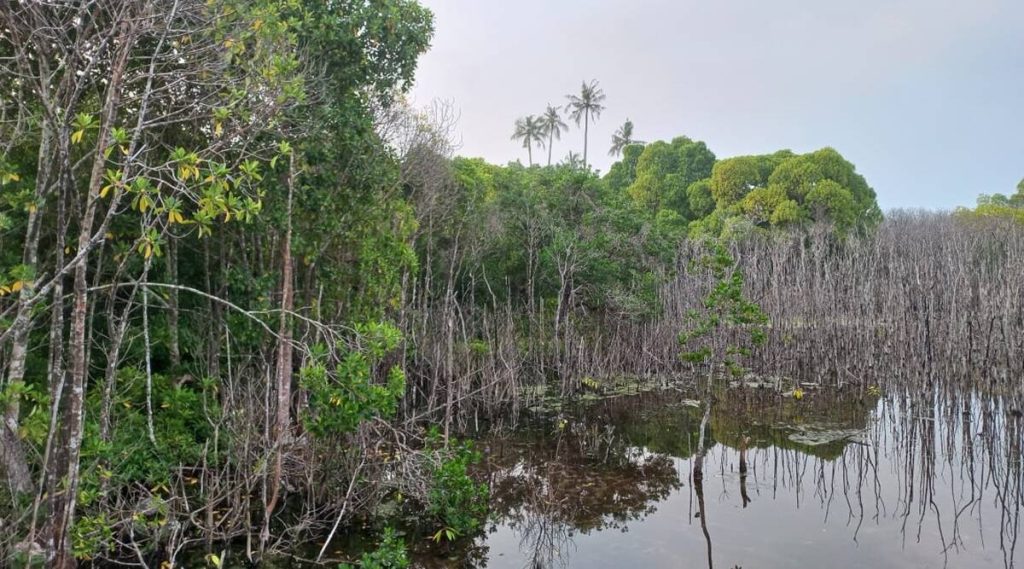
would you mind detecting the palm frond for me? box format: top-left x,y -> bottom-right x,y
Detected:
540,104 -> 568,140
565,79 -> 606,125
609,119 -> 636,157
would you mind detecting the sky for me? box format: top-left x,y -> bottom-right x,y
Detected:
408,0 -> 1024,211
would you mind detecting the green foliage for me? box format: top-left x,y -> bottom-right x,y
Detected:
338,528 -> 409,569
85,371 -> 214,487
0,381 -> 48,445
302,323 -> 406,437
768,147 -> 880,232
607,141 -> 879,237
646,209 -> 688,262
424,428 -> 489,539
685,179 -> 715,219
294,0 -> 434,98
805,179 -> 856,230
955,181 -> 1024,224
565,79 -> 606,166
0,0 -> 889,556
605,143 -> 644,192
430,161 -> 670,317
709,155 -> 770,208
625,137 -> 715,216
770,198 -> 802,226
740,186 -> 789,226
71,514 -> 114,561
679,241 -> 769,376
609,119 -> 638,157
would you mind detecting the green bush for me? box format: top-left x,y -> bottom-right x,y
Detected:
339,527 -> 408,569
424,429 -> 489,541
302,322 -> 406,437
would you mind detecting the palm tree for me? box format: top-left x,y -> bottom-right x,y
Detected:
609,119 -> 640,157
539,104 -> 568,166
511,115 -> 546,166
562,151 -> 584,170
565,79 -> 606,169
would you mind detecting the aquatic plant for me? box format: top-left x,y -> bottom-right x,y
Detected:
338,527 -> 408,569
424,429 -> 490,540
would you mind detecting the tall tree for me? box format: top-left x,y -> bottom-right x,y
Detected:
609,119 -> 638,157
539,104 -> 567,166
565,79 -> 606,169
511,115 -> 546,166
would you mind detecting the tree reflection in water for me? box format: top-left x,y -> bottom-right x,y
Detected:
453,387 -> 1023,569
481,421 -> 682,567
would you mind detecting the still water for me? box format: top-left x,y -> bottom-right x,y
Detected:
416,387 -> 1022,568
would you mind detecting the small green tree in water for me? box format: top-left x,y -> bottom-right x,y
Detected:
424,427 -> 490,542
338,527 -> 408,569
678,240 -> 768,378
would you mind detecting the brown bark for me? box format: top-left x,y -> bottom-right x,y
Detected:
0,421 -> 33,496
49,25 -> 132,567
264,152 -> 296,542
167,238 -> 182,369
0,121 -> 56,497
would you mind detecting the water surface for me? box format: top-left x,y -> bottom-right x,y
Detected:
422,387 -> 1022,569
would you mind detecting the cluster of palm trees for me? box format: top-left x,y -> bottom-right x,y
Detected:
512,79 -> 641,169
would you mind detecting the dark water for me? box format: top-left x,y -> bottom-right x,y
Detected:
417,387 -> 1023,569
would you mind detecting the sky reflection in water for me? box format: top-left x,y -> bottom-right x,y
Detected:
443,388 -> 1023,569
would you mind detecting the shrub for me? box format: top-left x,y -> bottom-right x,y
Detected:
424,429 -> 489,541
339,527 -> 408,569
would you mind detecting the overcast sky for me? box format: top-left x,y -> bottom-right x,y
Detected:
408,0 -> 1024,210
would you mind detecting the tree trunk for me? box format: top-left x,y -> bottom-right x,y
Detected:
0,122 -> 57,497
0,421 -> 33,495
99,284 -> 137,443
583,112 -> 589,169
264,152 -> 296,544
205,239 -> 224,379
167,238 -> 181,369
49,29 -> 131,567
547,132 -> 553,166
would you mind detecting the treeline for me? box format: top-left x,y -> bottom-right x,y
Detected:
398,129 -> 890,437
955,177 -> 1024,223
405,152 -> 1024,412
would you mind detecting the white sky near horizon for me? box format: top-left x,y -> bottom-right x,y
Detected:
408,0 -> 1024,210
